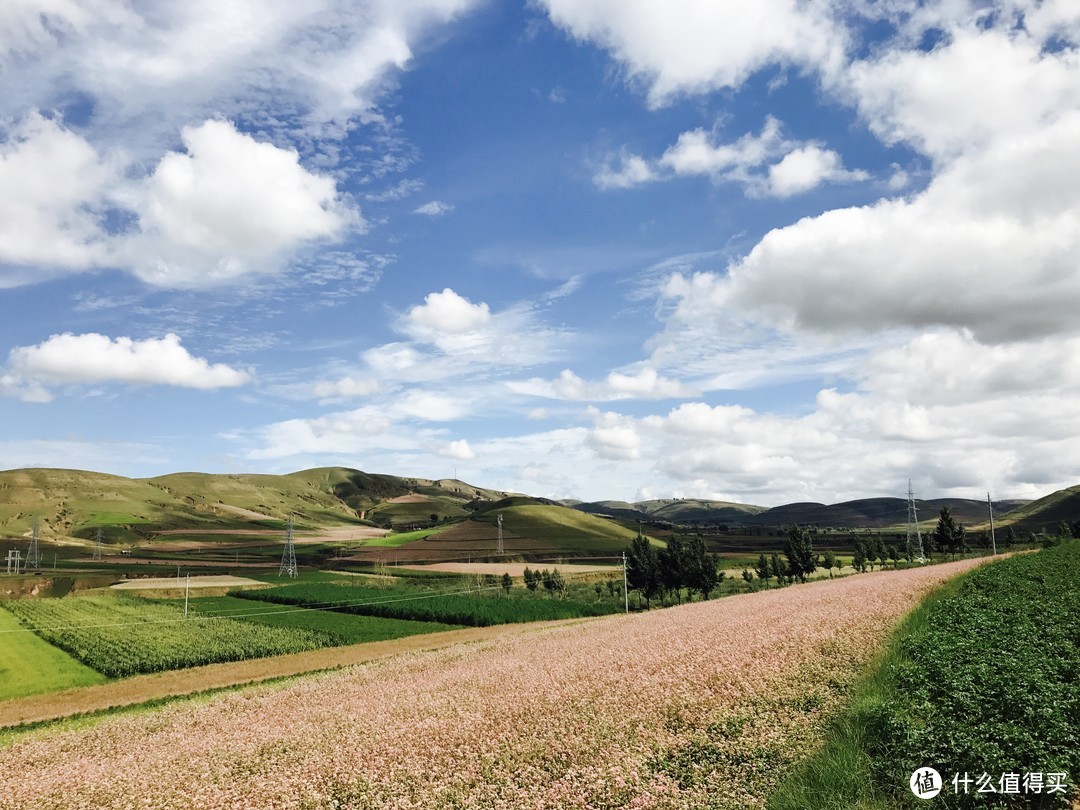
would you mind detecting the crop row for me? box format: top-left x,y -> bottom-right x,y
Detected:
861,542 -> 1079,807
185,595 -> 459,642
236,581 -> 623,626
3,594 -> 325,677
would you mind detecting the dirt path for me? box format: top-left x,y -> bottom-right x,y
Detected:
0,619 -> 588,728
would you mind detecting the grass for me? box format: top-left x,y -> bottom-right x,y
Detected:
479,503 -> 647,551
183,595 -> 461,643
362,526 -> 446,548
769,544 -> 1080,809
0,606 -> 107,699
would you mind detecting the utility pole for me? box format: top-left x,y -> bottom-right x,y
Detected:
622,552 -> 629,614
184,574 -> 190,618
987,493 -> 997,555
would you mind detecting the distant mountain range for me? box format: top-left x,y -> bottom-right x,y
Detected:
569,495 -> 1035,530
0,467 -> 1074,547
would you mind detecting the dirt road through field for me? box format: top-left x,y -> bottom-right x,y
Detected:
0,619 -> 588,728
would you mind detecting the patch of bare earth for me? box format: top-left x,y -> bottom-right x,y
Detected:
0,559 -> 995,809
110,575 -> 266,591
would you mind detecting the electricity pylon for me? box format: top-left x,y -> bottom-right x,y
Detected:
279,515 -> 298,578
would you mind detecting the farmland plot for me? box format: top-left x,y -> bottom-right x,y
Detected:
3,594 -> 325,677
0,558 -> 987,809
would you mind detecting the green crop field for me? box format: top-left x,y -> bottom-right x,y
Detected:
183,595 -> 460,642
362,527 -> 447,548
771,542 -> 1080,809
0,606 -> 107,699
4,594 -> 326,677
237,581 -> 623,626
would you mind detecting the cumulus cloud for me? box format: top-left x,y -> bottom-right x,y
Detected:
4,332 -> 251,401
0,116 -> 360,289
438,439 -> 475,460
584,410 -> 642,460
124,120 -> 359,287
539,0 -> 845,107
413,200 -> 455,216
683,108 -> 1080,342
509,367 -> 698,401
405,288 -> 491,336
0,113 -> 119,281
595,117 -> 867,197
766,145 -> 868,197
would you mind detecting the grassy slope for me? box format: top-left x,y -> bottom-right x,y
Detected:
367,496 -> 469,526
480,502 -> 647,551
995,484 -> 1080,530
0,606 -> 107,699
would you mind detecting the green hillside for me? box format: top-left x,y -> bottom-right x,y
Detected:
994,484 -> 1080,531
477,500 -> 648,552
0,468 -> 227,543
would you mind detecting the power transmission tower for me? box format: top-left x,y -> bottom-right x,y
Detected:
906,480 -> 925,563
92,528 -> 103,562
6,549 -> 20,575
496,514 -> 504,555
25,521 -> 41,571
987,493 -> 997,555
279,515 -> 298,578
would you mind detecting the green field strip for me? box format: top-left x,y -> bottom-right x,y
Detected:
362,526 -> 447,547
184,596 -> 461,643
769,543 -> 1080,810
0,606 -> 106,700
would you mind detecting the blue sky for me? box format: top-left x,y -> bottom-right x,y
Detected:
2,0 -> 1080,505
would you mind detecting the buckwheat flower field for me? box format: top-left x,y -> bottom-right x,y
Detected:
0,560 -> 986,809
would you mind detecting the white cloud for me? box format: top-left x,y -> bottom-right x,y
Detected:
413,200 -> 455,216
312,376 -> 379,400
596,118 -> 866,197
540,0 -> 845,107
702,108 -> 1080,341
124,119 -> 358,287
845,26 -> 1080,163
1,0 -> 481,151
438,439 -> 475,460
766,145 -> 868,197
405,288 -> 491,336
5,332 -> 251,400
584,410 -> 642,460
0,116 -> 360,289
0,113 -> 118,282
659,117 -> 785,178
592,153 -> 656,190
509,367 -> 698,401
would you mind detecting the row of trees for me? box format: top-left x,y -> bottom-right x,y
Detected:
522,567 -> 567,597
625,533 -> 724,608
